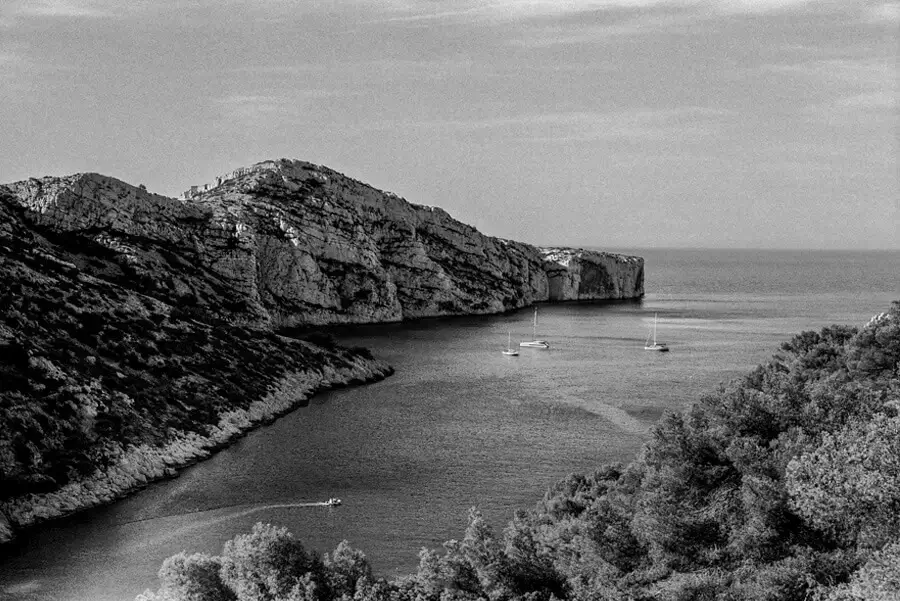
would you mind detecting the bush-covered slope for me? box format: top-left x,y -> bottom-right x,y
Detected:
0,197 -> 390,541
141,303 -> 900,600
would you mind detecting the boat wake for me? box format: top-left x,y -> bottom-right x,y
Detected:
120,501 -> 337,525
123,501 -> 342,550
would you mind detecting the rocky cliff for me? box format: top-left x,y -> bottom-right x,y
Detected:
542,248 -> 643,302
3,159 -> 642,328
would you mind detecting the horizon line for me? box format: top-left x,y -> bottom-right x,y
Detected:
576,245 -> 900,253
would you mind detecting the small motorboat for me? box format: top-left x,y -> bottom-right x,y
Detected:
325,497 -> 342,506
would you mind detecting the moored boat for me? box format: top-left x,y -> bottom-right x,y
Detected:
644,313 -> 669,352
519,306 -> 550,349
502,332 -> 519,356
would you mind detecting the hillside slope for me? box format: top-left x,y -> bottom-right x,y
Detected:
0,182 -> 392,544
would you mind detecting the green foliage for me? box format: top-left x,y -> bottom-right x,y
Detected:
137,552 -> 235,601
220,523 -> 326,601
786,414 -> 900,548
815,542 -> 900,601
502,511 -> 568,599
845,302 -> 900,378
0,197 -> 380,500
410,507 -> 569,601
323,540 -> 373,597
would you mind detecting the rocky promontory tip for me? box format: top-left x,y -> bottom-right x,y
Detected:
3,158 -> 643,329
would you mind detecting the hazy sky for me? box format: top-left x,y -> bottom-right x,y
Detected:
1,1 -> 897,249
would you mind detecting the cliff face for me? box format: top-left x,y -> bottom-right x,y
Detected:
3,159 -> 642,327
542,248 -> 644,302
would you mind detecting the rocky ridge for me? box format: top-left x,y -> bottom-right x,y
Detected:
3,159 -> 643,328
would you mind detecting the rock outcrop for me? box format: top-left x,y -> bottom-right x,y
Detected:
2,159 -> 642,328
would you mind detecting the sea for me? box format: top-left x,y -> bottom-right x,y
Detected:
0,248 -> 897,601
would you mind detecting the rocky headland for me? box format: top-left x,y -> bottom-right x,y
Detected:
0,158 -> 642,545
4,158 -> 643,326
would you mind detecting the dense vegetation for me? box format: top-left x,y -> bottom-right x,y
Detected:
0,197 -> 376,502
140,302 -> 900,600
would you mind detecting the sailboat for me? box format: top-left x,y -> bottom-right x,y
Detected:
644,313 -> 669,352
502,332 -> 519,356
519,306 -> 550,349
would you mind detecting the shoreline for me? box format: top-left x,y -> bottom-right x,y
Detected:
0,355 -> 393,545
284,296 -> 646,339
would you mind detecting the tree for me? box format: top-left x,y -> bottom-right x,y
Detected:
137,552 -> 234,601
502,511 -> 568,599
817,542 -> 900,601
219,523 -> 325,601
846,303 -> 900,379
786,414 -> 900,548
324,540 -> 373,597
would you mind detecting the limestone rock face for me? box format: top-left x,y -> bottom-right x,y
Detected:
2,159 -> 642,325
7,174 -> 207,233
542,248 -> 644,301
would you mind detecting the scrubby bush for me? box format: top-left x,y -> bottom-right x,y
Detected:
0,210 -> 383,499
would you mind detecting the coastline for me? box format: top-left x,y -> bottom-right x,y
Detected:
0,355 -> 393,545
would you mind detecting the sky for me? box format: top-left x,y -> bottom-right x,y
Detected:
0,0 -> 897,250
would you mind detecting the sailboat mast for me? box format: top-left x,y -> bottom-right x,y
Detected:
653,313 -> 658,345
533,306 -> 538,339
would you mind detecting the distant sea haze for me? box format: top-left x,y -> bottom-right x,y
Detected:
1,248 -> 897,601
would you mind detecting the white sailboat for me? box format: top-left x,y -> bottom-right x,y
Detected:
502,332 -> 519,356
644,313 -> 669,352
519,306 -> 550,349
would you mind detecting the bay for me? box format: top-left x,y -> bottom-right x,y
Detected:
0,249 -> 897,601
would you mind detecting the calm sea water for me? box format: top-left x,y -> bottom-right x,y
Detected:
1,249 -> 897,601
